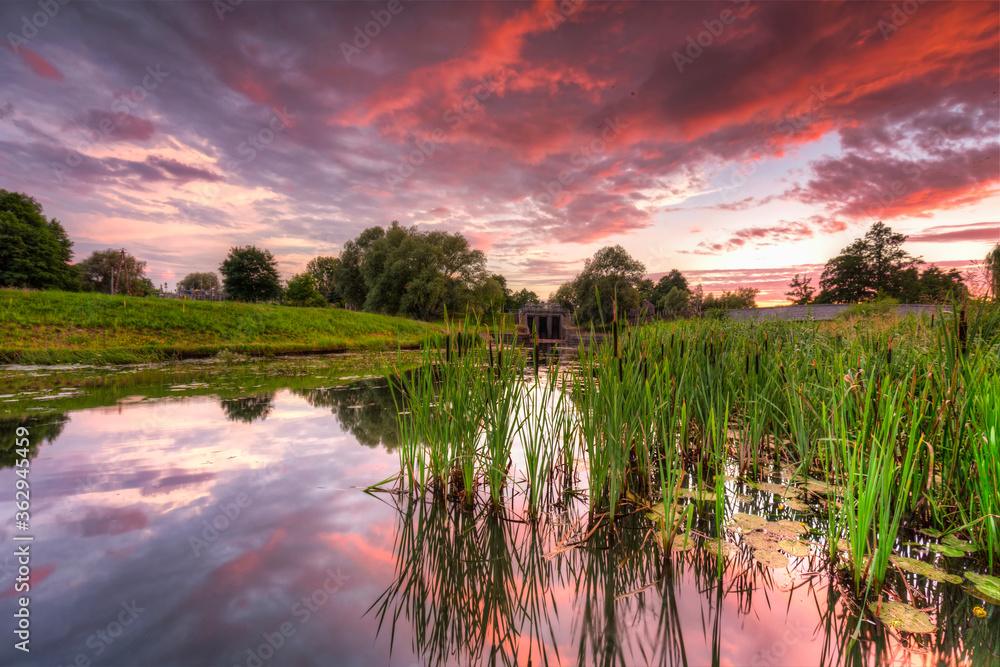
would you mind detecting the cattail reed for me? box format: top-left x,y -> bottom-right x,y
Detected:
382,302 -> 1000,572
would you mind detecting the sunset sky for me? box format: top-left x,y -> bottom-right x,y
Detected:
1,0 -> 997,304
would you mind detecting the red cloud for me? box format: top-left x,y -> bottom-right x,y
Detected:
9,46 -> 64,81
908,222 -> 1000,244
790,147 -> 1000,221
687,216 -> 848,255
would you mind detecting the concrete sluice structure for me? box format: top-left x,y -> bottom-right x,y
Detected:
502,305 -> 587,347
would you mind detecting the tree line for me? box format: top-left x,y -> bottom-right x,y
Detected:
0,191 -> 542,317
785,222 -> 974,306
549,245 -> 758,323
4,189 -> 998,322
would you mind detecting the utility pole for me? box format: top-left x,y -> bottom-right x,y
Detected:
121,248 -> 130,296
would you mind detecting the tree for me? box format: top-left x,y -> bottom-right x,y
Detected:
178,271 -> 220,291
653,269 -> 690,302
985,242 -> 1000,301
0,190 -> 77,290
915,266 -> 967,303
661,286 -> 690,316
636,278 -> 656,303
550,283 -> 576,312
785,274 -> 815,305
329,222 -> 489,319
865,222 -> 916,293
284,273 -> 327,307
817,222 -> 921,303
471,275 -> 505,314
305,256 -> 338,302
565,245 -> 647,324
220,245 -> 282,302
508,288 -> 540,310
78,248 -> 154,295
704,287 -> 759,311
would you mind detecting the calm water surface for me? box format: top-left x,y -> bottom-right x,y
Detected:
0,365 -> 994,666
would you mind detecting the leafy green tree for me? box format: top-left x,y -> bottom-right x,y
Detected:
178,271 -> 220,291
508,288 -> 540,310
78,248 -> 154,295
305,256 -> 338,302
330,222 -> 488,319
0,190 -> 77,290
220,245 -> 282,302
565,245 -> 646,324
817,222 -> 921,303
327,233 -> 372,310
284,273 -> 327,307
704,287 -> 759,310
985,242 -> 1000,301
636,278 -> 656,303
785,274 -> 815,305
653,269 -> 690,302
660,286 -> 690,316
472,275 -> 506,314
550,283 -> 576,312
915,266 -> 967,303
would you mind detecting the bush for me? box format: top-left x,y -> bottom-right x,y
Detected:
283,273 -> 327,307
839,294 -> 899,319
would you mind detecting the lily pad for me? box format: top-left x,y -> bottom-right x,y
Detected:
753,549 -> 789,569
919,528 -> 944,538
941,535 -> 977,553
645,500 -> 679,522
836,538 -> 851,552
732,512 -> 768,531
928,543 -> 966,557
743,531 -> 782,550
780,499 -> 811,512
756,482 -> 803,498
890,556 -> 962,584
804,479 -> 830,494
705,539 -> 738,559
869,601 -> 936,634
771,519 -> 808,536
670,535 -> 695,552
765,521 -> 798,537
778,539 -> 811,557
965,572 -> 1000,603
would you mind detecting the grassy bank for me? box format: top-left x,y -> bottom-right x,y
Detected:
0,289 -> 436,364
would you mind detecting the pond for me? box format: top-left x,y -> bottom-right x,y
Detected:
0,351 -> 996,666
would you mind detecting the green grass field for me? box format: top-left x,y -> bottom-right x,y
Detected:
0,289 -> 437,364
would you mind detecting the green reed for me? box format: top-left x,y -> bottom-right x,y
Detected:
521,375 -> 561,518
386,301 -> 1000,577
479,335 -> 525,510
830,371 -> 921,596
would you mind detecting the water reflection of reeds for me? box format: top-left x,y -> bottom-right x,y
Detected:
368,472 -> 998,665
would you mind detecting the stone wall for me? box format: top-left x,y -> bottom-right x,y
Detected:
725,303 -> 947,322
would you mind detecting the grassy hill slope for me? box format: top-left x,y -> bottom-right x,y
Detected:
0,289 -> 435,364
